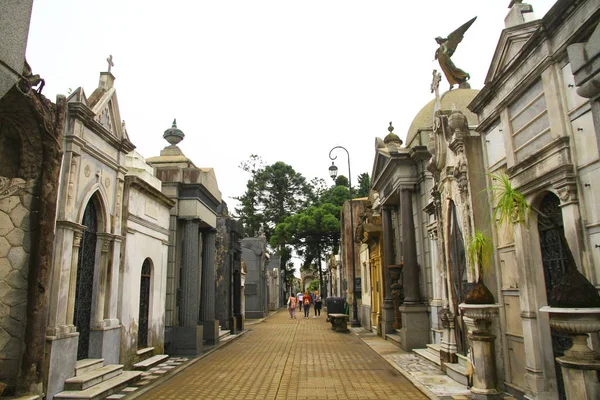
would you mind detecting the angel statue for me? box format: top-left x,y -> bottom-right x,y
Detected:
435,17 -> 477,90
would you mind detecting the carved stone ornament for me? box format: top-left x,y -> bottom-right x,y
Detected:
84,164 -> 91,178
427,111 -> 449,173
448,109 -> 469,154
0,176 -> 28,200
104,177 -> 111,188
453,157 -> 469,195
556,185 -> 577,203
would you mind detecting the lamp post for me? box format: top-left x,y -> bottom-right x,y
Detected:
328,146 -> 360,327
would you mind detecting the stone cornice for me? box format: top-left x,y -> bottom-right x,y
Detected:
68,102 -> 135,153
124,175 -> 175,209
128,214 -> 170,236
55,220 -> 86,232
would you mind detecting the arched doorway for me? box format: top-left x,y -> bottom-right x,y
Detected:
537,192 -> 573,399
448,201 -> 468,356
138,258 -> 152,348
74,199 -> 98,360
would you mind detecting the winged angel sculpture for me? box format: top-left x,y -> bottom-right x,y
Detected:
435,17 -> 477,90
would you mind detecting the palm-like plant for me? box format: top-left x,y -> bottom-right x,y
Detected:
487,171 -> 529,227
467,230 -> 492,279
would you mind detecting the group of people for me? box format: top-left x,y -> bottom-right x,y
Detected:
287,290 -> 322,319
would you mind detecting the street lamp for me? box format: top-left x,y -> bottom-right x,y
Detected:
328,146 -> 360,327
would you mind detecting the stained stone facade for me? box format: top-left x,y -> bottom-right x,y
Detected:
43,71 -> 135,399
215,202 -> 244,333
119,152 -> 174,368
147,122 -> 222,354
241,236 -> 269,319
467,1 -> 600,398
0,77 -> 65,396
340,198 -> 366,325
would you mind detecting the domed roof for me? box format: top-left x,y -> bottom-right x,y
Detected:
405,88 -> 480,146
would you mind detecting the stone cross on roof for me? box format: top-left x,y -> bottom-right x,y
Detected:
106,55 -> 114,73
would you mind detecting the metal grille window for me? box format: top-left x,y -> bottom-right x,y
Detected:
138,258 -> 152,348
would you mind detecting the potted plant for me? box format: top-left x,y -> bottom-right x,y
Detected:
465,230 -> 495,304
487,171 -> 529,227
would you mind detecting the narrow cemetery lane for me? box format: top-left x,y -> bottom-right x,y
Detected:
142,310 -> 428,400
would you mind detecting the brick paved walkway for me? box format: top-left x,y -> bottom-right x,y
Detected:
142,311 -> 427,400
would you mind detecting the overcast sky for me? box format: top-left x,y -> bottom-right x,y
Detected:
26,0 -> 556,211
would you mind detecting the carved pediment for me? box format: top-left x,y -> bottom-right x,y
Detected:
485,21 -> 540,84
371,151 -> 390,184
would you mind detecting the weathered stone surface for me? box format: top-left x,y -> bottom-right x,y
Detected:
0,237 -> 10,258
5,228 -> 24,247
0,326 -> 10,352
19,192 -> 34,209
19,212 -> 31,231
0,196 -> 20,214
10,302 -> 26,322
0,211 -> 14,236
0,281 -> 10,299
2,287 -> 26,307
6,270 -> 27,290
1,315 -> 24,337
0,301 -> 9,318
9,203 -> 28,228
21,231 -> 30,252
1,336 -> 21,359
0,258 -> 11,280
7,246 -> 26,270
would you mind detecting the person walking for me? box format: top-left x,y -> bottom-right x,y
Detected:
287,294 -> 297,319
297,291 -> 303,312
302,291 -> 312,319
313,291 -> 322,318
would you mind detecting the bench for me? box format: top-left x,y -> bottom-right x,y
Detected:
328,313 -> 350,333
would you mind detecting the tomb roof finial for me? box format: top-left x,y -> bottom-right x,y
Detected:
163,118 -> 185,146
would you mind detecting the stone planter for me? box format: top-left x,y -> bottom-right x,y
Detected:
539,306 -> 600,399
459,303 -> 502,400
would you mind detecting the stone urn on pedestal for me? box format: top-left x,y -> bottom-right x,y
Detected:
539,268 -> 600,400
459,231 -> 502,399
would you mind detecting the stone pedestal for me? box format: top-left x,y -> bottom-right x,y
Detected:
202,320 -> 220,346
440,309 -> 458,366
398,304 -> 429,350
89,325 -> 120,365
44,333 -> 78,400
460,304 -> 502,400
171,326 -> 204,356
540,307 -> 600,399
381,299 -> 395,335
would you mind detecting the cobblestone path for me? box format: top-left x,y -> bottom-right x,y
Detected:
142,310 -> 427,400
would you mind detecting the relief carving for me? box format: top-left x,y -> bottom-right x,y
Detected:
0,177 -> 29,200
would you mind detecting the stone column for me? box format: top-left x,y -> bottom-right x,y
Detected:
460,304 -> 502,400
93,235 -> 111,329
400,187 -> 419,304
181,220 -> 201,327
66,230 -> 83,332
398,186 -> 429,350
201,230 -> 219,345
381,206 -> 395,336
172,219 -> 204,355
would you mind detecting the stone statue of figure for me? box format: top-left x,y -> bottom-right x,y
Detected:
435,17 -> 477,90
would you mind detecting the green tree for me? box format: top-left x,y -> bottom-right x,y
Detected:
233,155 -> 264,237
356,172 -> 371,198
335,175 -> 349,188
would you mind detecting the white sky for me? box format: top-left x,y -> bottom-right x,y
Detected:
26,0 -> 557,211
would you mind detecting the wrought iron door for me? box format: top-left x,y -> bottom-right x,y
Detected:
74,200 -> 97,360
448,202 -> 468,355
138,259 -> 151,348
538,193 -> 571,400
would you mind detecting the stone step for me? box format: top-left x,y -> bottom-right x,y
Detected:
385,333 -> 402,348
135,347 -> 154,362
457,353 -> 469,369
413,348 -> 441,366
54,371 -> 142,400
426,343 -> 441,354
75,359 -> 104,377
3,396 -> 41,400
64,365 -> 124,391
445,362 -> 469,386
133,354 -> 169,371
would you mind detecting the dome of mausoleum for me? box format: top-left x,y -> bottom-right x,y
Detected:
405,88 -> 480,147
